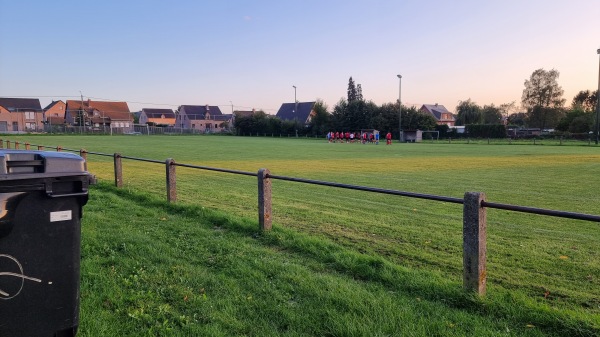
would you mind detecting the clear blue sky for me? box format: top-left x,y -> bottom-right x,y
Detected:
1,0 -> 598,114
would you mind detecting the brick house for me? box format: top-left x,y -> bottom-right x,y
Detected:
139,108 -> 176,126
0,98 -> 44,132
65,99 -> 133,131
176,105 -> 232,132
44,100 -> 67,126
419,104 -> 455,127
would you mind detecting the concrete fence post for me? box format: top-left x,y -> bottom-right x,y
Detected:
166,158 -> 176,203
114,153 -> 123,188
258,168 -> 272,231
463,192 -> 487,296
25,143 -> 30,150
80,149 -> 87,170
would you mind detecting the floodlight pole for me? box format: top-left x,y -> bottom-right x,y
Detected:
397,75 -> 403,142
595,48 -> 600,145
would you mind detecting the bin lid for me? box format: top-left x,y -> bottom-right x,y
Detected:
0,150 -> 89,180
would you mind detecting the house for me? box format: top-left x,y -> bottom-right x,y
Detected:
139,108 -> 176,126
176,105 -> 232,132
419,104 -> 455,127
44,100 -> 67,126
65,99 -> 133,131
275,102 -> 316,124
0,97 -> 44,132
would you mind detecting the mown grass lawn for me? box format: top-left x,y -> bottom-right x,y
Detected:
5,134 -> 600,336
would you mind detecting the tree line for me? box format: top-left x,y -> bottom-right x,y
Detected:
235,72 -> 599,137
235,77 -> 438,137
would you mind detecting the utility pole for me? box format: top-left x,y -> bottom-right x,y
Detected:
595,48 -> 600,145
293,85 -> 298,137
397,75 -> 402,142
79,91 -> 84,134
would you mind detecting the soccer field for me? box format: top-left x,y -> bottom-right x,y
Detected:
6,134 -> 600,326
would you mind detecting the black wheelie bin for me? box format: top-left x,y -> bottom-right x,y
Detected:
0,150 -> 95,337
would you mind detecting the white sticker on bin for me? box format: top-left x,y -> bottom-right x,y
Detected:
50,210 -> 72,222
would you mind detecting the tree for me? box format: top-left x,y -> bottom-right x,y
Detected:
521,69 -> 566,130
455,99 -> 482,125
331,98 -> 377,131
347,77 -> 358,102
499,101 -> 516,120
405,107 -> 437,131
507,112 -> 527,127
308,100 -> 330,135
481,104 -> 503,124
572,90 -> 598,112
357,84 -> 363,101
522,69 -> 565,110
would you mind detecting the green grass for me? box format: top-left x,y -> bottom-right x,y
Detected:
4,134 -> 600,336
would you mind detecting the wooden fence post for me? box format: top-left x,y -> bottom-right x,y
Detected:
57,146 -> 62,152
38,145 -> 44,150
80,149 -> 88,170
25,143 -> 30,150
258,168 -> 272,231
463,192 -> 487,296
166,158 -> 176,203
14,142 -> 19,150
5,140 -> 9,149
114,153 -> 123,188
0,139 -> 3,149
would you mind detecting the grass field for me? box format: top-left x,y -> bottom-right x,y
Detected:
3,134 -> 600,336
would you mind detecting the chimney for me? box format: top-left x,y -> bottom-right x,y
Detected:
435,103 -> 438,106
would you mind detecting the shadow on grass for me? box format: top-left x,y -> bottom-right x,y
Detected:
94,182 -> 599,337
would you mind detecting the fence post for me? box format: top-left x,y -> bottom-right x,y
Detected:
15,142 -> 19,150
38,145 -> 44,151
258,168 -> 272,231
25,143 -> 30,150
57,146 -> 62,152
463,192 -> 487,296
80,149 -> 88,170
5,140 -> 9,149
0,139 -> 3,149
166,158 -> 176,203
114,153 -> 123,188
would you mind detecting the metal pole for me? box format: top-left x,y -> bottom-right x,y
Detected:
595,48 -> 600,145
397,75 -> 402,142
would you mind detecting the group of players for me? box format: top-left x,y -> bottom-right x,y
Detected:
326,131 -> 394,145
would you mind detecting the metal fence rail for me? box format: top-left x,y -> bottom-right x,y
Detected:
3,138 -> 599,297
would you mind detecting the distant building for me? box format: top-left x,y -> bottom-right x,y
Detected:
419,104 -> 455,127
0,97 -> 44,132
65,99 -> 133,130
275,102 -> 316,124
176,105 -> 232,132
139,108 -> 176,126
44,100 -> 66,126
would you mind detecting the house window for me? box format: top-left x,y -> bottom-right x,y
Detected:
12,122 -> 18,131
25,122 -> 36,130
25,111 -> 35,119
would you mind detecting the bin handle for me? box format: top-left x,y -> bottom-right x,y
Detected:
47,191 -> 89,198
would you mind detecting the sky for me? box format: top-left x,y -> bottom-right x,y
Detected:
0,0 -> 599,114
